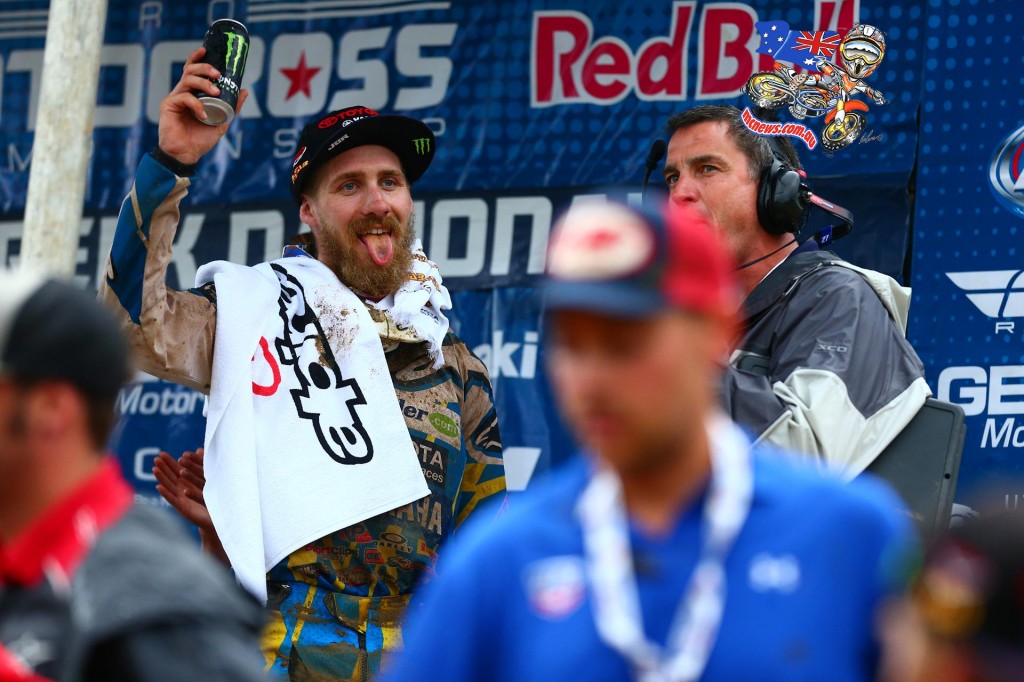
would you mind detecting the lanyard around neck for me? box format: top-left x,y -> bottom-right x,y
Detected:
576,415 -> 754,682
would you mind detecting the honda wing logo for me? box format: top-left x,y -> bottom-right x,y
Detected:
947,270 -> 1024,318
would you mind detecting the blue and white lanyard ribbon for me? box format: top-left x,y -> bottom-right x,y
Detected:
577,415 -> 754,682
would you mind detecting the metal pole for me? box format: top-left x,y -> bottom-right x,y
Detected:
21,0 -> 109,277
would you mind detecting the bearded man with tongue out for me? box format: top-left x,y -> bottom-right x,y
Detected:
293,113 -> 423,301
99,48 -> 505,682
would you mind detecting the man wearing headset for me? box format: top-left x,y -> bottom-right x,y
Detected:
662,104 -> 930,479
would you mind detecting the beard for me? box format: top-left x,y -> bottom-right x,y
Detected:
315,213 -> 416,298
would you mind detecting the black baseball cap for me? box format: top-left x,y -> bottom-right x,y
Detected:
0,270 -> 130,401
290,106 -> 436,204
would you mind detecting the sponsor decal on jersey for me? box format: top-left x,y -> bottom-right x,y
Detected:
524,555 -> 586,619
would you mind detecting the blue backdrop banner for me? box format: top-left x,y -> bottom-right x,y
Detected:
907,0 -> 1024,506
3,0 -> 1018,505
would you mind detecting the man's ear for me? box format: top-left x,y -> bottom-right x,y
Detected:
299,196 -> 320,235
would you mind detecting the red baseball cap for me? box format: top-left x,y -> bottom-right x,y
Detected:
544,199 -> 737,317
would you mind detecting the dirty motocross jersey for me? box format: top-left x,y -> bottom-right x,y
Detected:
99,154 -> 506,680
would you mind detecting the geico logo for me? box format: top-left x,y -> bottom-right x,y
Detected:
116,384 -> 204,416
937,365 -> 1024,417
531,2 -> 772,106
1,24 -> 456,132
473,331 -> 539,380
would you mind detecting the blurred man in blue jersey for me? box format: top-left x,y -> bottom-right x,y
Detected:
383,199 -> 916,682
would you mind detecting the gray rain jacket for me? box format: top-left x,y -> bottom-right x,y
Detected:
723,244 -> 931,480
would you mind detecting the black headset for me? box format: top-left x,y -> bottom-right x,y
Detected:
756,136 -> 811,235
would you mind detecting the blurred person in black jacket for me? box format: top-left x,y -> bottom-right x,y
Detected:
0,269 -> 265,682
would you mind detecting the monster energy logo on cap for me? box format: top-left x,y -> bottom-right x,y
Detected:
413,138 -> 431,155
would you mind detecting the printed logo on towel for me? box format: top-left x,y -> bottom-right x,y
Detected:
946,270 -> 1024,335
989,123 -> 1024,218
252,336 -> 282,396
250,263 -> 374,465
525,555 -> 586,619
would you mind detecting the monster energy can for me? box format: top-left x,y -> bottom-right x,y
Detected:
195,19 -> 249,126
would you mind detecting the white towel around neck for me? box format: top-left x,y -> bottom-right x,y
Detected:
369,241 -> 453,368
196,256 -> 429,603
